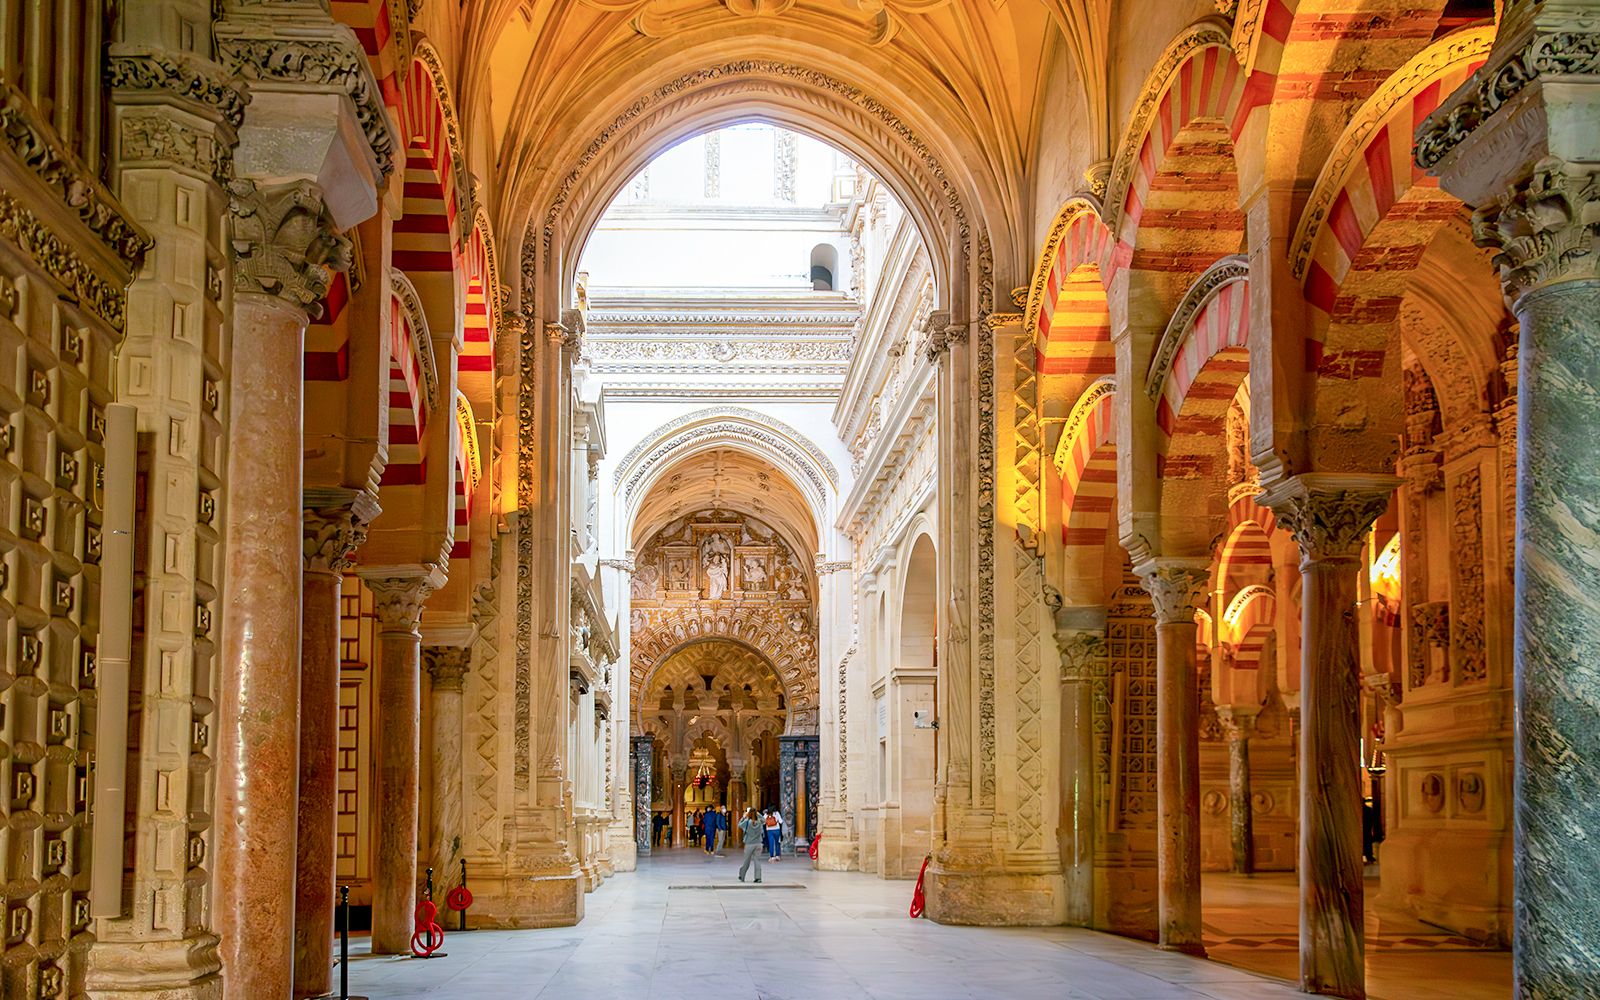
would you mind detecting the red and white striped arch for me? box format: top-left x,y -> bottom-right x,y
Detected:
383,283 -> 430,487
395,53 -> 464,277
1028,202 -> 1121,374
459,216 -> 499,397
1295,29 -> 1492,371
1155,275 -> 1251,444
451,391 -> 478,560
330,0 -> 405,105
1217,516 -> 1274,600
1055,378 -> 1118,554
1107,28 -> 1274,252
1223,585 -> 1276,668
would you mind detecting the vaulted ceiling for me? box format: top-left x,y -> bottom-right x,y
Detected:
631,447 -> 819,555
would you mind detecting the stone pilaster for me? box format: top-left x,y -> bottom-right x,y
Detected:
295,492 -> 375,999
1420,6 -> 1600,991
91,10 -> 237,994
1216,707 -> 1259,876
425,646 -> 471,890
1055,607 -> 1108,928
362,574 -> 436,955
1259,473 -> 1397,999
1136,558 -> 1211,956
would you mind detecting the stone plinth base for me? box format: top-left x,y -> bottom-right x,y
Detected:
468,871 -> 585,928
815,836 -> 859,871
923,867 -> 1063,925
86,934 -> 223,1000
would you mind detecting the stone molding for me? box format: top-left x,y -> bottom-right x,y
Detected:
615,407 -> 837,508
598,557 -> 636,574
364,575 -> 435,631
1134,559 -> 1212,625
424,645 -> 471,689
919,309 -> 954,362
303,492 -> 379,573
0,187 -> 131,331
1257,473 -> 1401,562
117,111 -> 234,181
214,15 -> 397,178
2,84 -> 152,266
1145,255 -> 1249,399
227,178 -> 351,310
390,267 -> 440,404
106,50 -> 249,128
1471,157 -> 1600,303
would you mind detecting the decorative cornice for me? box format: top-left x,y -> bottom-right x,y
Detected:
1291,28 -> 1494,279
1146,255 -> 1249,398
814,558 -> 852,575
390,267 -> 441,406
1256,473 -> 1401,562
106,51 -> 249,127
227,178 -> 351,311
1471,157 -> 1600,302
0,188 -> 129,330
1415,26 -> 1600,171
598,557 -> 636,574
214,18 -> 397,178
2,84 -> 152,269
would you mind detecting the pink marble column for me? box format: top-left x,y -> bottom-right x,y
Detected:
1138,559 -> 1211,957
1217,707 -> 1258,876
424,646 -> 470,881
1260,474 -> 1395,1000
294,495 -> 376,998
214,290 -> 311,1000
363,575 -> 434,954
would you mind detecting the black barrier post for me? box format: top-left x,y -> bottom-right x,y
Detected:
334,884 -> 369,1000
459,859 -> 468,932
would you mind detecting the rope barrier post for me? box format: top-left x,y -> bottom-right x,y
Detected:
410,866 -> 447,958
446,858 -> 474,931
337,884 -> 369,1000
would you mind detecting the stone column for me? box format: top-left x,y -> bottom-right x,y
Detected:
214,182 -> 351,1000
1055,608 -> 1108,927
1217,707 -> 1259,876
425,646 -> 470,882
295,493 -> 376,998
1259,474 -> 1396,998
362,575 -> 435,954
1136,559 -> 1211,956
670,763 -> 688,849
729,759 -> 748,846
1420,9 -> 1600,989
779,737 -> 801,854
632,736 -> 654,856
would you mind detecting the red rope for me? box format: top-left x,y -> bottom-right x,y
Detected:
809,834 -> 821,860
909,856 -> 930,918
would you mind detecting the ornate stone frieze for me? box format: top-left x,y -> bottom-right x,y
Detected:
227,179 -> 351,310
0,189 -> 130,330
214,20 -> 397,178
598,557 -> 636,574
975,312 -> 996,804
365,575 -> 435,630
414,42 -> 473,230
1257,473 -> 1400,562
1415,28 -> 1600,171
1449,467 -> 1488,683
118,112 -> 234,180
814,559 -> 852,575
302,495 -> 378,573
2,86 -> 151,268
424,646 -> 471,689
1135,560 -> 1211,625
106,51 -> 249,127
1470,158 -> 1600,302
1145,256 -> 1249,398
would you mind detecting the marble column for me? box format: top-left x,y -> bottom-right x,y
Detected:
1217,707 -> 1259,876
779,737 -> 800,854
425,646 -> 470,882
1259,474 -> 1396,999
363,575 -> 435,954
1136,559 -> 1211,956
1055,608 -> 1108,927
670,764 -> 687,849
729,760 -> 747,846
632,736 -> 654,856
294,493 -> 376,998
214,182 -> 350,1000
1421,13 -> 1600,987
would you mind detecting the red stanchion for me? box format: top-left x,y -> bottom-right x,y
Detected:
446,858 -> 472,933
410,867 -> 447,958
808,834 -> 820,861
909,856 -> 930,918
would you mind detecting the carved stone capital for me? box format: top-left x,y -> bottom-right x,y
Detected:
1257,473 -> 1400,563
1215,706 -> 1259,741
363,574 -> 435,631
1135,559 -> 1212,625
302,491 -> 379,573
1055,629 -> 1108,683
1471,158 -> 1600,303
921,309 -> 953,362
1084,159 -> 1112,200
424,645 -> 470,689
227,179 -> 350,311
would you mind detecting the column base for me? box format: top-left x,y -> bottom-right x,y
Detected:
469,869 -> 586,928
86,934 -> 223,999
815,814 -> 859,871
923,866 -> 1064,926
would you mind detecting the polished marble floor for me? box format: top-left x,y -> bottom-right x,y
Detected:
344,849 -> 1304,999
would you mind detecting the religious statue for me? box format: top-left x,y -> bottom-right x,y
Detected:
701,533 -> 733,600
742,555 -> 768,591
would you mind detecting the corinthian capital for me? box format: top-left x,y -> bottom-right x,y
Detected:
303,490 -> 379,573
1472,158 -> 1599,302
227,179 -> 350,311
424,646 -> 470,689
1257,473 -> 1399,563
1135,558 -> 1212,625
363,574 -> 436,631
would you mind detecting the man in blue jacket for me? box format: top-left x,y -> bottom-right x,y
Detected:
702,806 -> 719,856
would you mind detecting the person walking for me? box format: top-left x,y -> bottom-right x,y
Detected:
702,806 -> 719,856
738,808 -> 764,883
763,808 -> 781,861
690,809 -> 701,848
717,805 -> 729,856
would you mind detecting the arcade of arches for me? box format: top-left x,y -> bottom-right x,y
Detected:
1,0 -> 1596,998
